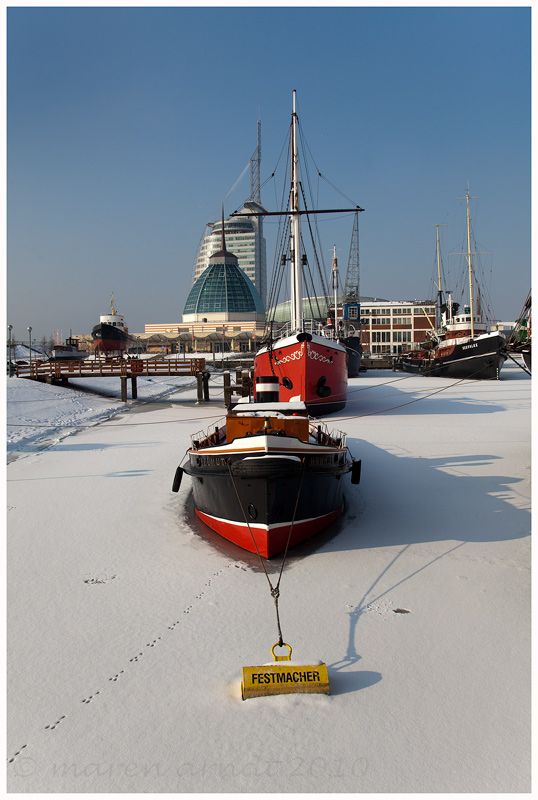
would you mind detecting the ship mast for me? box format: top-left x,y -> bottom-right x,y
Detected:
290,89 -> 303,332
435,224 -> 443,329
465,190 -> 475,338
332,245 -> 339,331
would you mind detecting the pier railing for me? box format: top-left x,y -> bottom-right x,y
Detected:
15,357 -> 206,380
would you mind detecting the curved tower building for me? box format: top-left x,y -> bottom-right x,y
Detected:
192,124 -> 267,306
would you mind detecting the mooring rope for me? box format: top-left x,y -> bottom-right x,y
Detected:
506,352 -> 531,376
227,459 -> 306,646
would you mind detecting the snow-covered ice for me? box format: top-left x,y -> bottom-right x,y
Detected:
6,362 -> 530,791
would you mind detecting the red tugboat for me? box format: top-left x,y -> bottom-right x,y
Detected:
235,90 -> 361,415
91,295 -> 130,355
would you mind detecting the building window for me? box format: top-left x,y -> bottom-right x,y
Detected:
372,331 -> 391,343
372,344 -> 391,353
348,306 -> 359,319
393,331 -> 412,343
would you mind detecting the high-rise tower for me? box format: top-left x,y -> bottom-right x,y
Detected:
192,123 -> 267,306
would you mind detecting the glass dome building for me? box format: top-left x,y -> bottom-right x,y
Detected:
182,236 -> 265,325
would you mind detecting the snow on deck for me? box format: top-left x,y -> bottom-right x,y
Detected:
7,363 -> 530,791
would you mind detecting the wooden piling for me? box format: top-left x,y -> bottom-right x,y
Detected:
131,376 -> 138,399
120,376 -> 128,402
223,370 -> 232,409
202,371 -> 210,401
241,369 -> 251,398
196,372 -> 203,404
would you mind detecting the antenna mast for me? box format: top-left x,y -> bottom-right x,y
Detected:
344,210 -> 361,301
249,120 -> 262,204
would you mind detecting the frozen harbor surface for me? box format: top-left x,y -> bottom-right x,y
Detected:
6,363 -> 531,792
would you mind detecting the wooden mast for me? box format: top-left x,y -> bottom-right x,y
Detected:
435,224 -> 443,329
465,190 -> 475,338
290,89 -> 302,332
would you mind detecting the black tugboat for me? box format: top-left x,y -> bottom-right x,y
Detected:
173,398 -> 360,559
395,193 -> 507,380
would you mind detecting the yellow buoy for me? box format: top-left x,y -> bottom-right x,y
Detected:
241,642 -> 330,700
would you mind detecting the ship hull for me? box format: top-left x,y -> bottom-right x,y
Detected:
398,333 -> 507,379
254,334 -> 347,415
184,455 -> 348,558
91,323 -> 129,353
522,344 -> 531,371
341,335 -> 362,378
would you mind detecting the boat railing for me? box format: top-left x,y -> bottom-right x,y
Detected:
271,320 -> 338,341
308,418 -> 347,448
191,417 -> 226,449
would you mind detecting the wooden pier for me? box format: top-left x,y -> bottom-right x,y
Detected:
15,358 -> 206,401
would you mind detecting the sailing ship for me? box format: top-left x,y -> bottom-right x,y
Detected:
395,192 -> 507,379
91,295 -> 130,355
174,397 -> 360,558
235,91 -> 362,415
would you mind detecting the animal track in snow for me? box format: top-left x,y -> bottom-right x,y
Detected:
44,715 -> 66,731
7,744 -> 27,764
129,652 -> 144,663
81,691 -> 100,704
146,637 -> 161,648
83,574 -> 117,585
108,670 -> 125,682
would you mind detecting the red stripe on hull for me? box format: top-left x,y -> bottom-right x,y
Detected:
195,508 -> 342,558
92,339 -> 127,352
254,339 -> 347,411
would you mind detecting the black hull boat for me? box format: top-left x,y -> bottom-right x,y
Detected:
91,323 -> 129,353
395,193 -> 507,381
508,291 -> 531,373
397,331 -> 507,379
174,401 -> 361,558
342,335 -> 362,378
92,296 -> 129,354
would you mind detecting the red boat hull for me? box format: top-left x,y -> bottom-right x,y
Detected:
254,335 -> 347,414
92,338 -> 127,353
195,508 -> 342,559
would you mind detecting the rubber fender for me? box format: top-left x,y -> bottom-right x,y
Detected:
172,466 -> 183,492
351,459 -> 361,485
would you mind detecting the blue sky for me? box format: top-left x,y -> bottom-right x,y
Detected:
7,6 -> 531,339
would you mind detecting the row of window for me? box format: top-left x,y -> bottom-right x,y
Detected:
362,307 -> 435,316
371,331 -> 412,343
